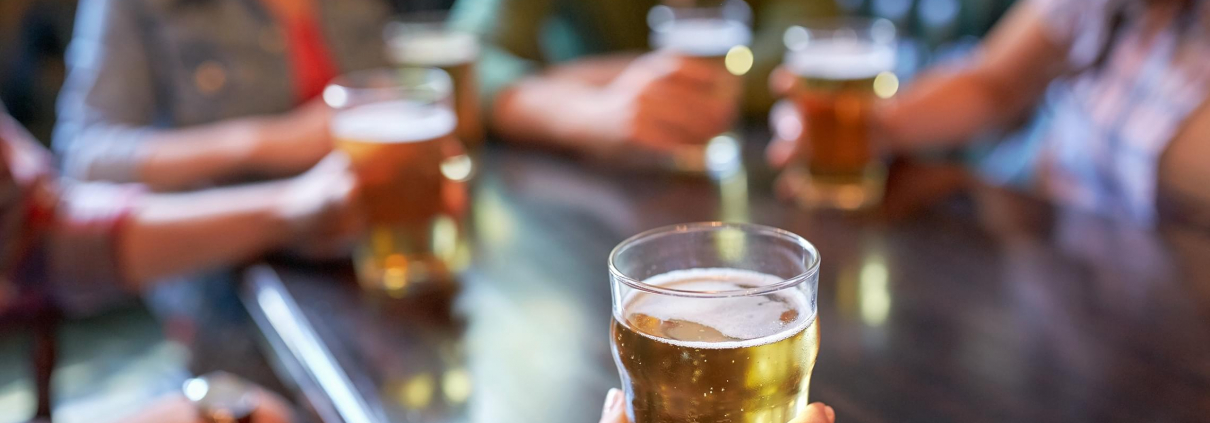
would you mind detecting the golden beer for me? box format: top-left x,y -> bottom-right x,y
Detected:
611,268 -> 820,423
783,21 -> 897,210
333,100 -> 471,295
388,30 -> 484,150
795,72 -> 880,183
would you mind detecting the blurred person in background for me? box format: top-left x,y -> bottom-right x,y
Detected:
767,0 -> 1210,226
53,0 -> 390,191
2,105 -> 352,421
449,0 -> 836,155
1,105 -> 359,317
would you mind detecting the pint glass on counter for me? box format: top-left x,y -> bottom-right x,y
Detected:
387,16 -> 484,150
782,19 -> 898,210
647,3 -> 753,175
325,68 -> 472,296
609,222 -> 821,422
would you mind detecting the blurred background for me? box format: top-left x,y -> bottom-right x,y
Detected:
0,0 -> 457,141
0,0 -> 1003,420
0,0 -> 1014,142
0,1 -> 1013,420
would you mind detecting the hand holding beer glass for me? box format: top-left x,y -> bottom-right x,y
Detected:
324,68 -> 472,297
609,223 -> 821,423
639,3 -> 752,173
770,19 -> 899,210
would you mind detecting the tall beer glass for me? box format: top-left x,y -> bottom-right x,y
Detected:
782,19 -> 898,210
647,3 -> 752,175
325,68 -> 472,297
386,16 -> 484,151
609,222 -> 821,423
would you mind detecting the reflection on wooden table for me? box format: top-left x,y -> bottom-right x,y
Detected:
241,146 -> 1210,423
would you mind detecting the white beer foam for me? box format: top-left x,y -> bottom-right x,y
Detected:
332,101 -> 456,143
388,31 -> 478,67
625,268 -> 814,350
651,18 -> 752,56
785,39 -> 895,80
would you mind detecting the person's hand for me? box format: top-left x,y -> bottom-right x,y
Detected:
250,99 -> 335,177
111,390 -> 296,423
597,388 -> 837,423
588,52 -> 740,153
765,65 -> 807,169
766,64 -> 900,169
248,389 -> 296,423
275,152 -> 364,258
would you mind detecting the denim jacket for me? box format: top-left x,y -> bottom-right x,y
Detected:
53,0 -> 391,181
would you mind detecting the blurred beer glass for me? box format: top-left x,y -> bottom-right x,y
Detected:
609,222 -> 821,422
386,15 -> 485,151
647,2 -> 752,175
782,19 -> 898,210
325,68 -> 472,297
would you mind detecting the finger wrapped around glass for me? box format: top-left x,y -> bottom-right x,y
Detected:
647,2 -> 753,175
324,68 -> 473,297
609,222 -> 821,423
782,18 -> 898,211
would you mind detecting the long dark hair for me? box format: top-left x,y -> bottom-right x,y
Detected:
1092,0 -> 1200,72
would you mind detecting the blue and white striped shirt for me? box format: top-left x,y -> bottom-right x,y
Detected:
1032,0 -> 1210,224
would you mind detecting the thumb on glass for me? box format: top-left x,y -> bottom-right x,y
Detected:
598,388 -> 626,423
598,388 -> 835,423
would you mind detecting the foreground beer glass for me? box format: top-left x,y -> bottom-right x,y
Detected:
609,223 -> 820,423
386,15 -> 484,150
782,19 -> 898,210
325,68 -> 472,296
647,4 -> 752,175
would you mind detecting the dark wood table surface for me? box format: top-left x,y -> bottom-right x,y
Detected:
237,145 -> 1210,423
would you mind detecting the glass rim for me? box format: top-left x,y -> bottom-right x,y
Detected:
608,222 -> 820,299
388,10 -> 453,25
788,16 -> 896,33
385,12 -> 478,39
323,67 -> 452,109
647,2 -> 753,29
784,17 -> 897,52
384,21 -> 480,65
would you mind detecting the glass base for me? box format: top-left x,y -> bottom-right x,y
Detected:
668,134 -> 743,176
592,133 -> 743,178
785,164 -> 886,211
353,222 -> 469,298
354,252 -> 457,298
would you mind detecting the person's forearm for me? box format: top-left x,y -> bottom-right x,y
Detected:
492,78 -> 605,149
542,53 -> 638,85
136,118 -> 268,191
877,66 -> 1035,151
119,180 -> 291,286
876,1 -> 1066,152
490,56 -> 638,149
